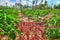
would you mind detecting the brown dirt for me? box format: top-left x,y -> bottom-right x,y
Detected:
18,10 -> 34,22
18,10 -> 53,22
0,10 -> 53,40
18,10 -> 48,40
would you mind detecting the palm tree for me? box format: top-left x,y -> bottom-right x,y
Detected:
41,0 -> 43,3
26,0 -> 29,8
35,0 -> 38,5
32,0 -> 35,8
19,0 -> 21,10
15,2 -> 23,9
6,2 -> 8,7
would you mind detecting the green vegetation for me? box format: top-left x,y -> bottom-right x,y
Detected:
22,9 -> 50,21
51,9 -> 60,15
22,9 -> 60,21
45,28 -> 60,39
0,0 -> 60,40
46,14 -> 60,26
21,9 -> 60,39
0,7 -> 22,40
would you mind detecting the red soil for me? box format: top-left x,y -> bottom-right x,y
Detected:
18,22 -> 46,40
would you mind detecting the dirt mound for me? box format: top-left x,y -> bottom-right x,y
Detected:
17,22 -> 46,40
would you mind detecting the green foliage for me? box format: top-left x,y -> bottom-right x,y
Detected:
22,9 -> 50,22
0,8 -> 22,40
45,28 -> 60,39
46,15 -> 60,27
9,30 -> 16,40
51,9 -> 60,15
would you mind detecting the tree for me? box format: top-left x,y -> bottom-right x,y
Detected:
42,0 -> 48,9
19,0 -> 22,10
35,0 -> 38,5
14,0 -> 22,9
32,0 -> 39,8
32,0 -> 35,7
15,3 -> 22,9
6,2 -> 8,7
26,0 -> 29,8
36,0 -> 48,9
41,0 -> 43,3
54,4 -> 60,9
23,5 -> 28,8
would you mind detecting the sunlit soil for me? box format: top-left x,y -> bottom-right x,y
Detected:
18,22 -> 46,40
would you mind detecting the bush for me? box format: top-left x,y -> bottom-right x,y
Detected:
21,9 -> 50,22
0,8 -> 22,40
45,28 -> 60,39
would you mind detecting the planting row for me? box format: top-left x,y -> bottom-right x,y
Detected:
21,9 -> 60,22
21,9 -> 50,22
18,22 -> 60,40
0,8 -> 22,40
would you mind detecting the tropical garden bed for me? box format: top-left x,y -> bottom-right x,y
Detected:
0,6 -> 60,40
